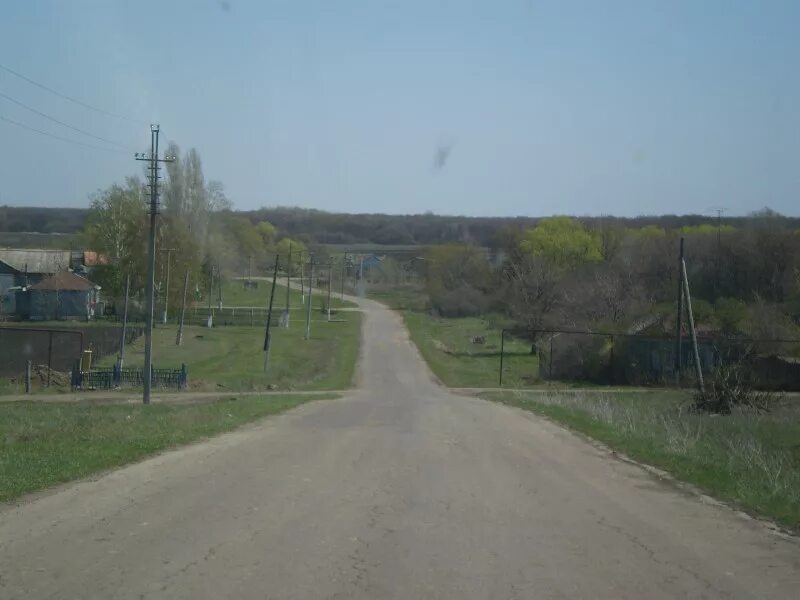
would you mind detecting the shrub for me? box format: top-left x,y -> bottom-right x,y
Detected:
430,284 -> 489,318
693,360 -> 779,415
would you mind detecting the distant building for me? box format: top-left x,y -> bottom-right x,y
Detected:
0,249 -> 74,294
24,271 -> 101,321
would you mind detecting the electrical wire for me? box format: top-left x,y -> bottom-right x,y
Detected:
0,62 -> 147,126
0,91 -> 134,150
0,114 -> 128,154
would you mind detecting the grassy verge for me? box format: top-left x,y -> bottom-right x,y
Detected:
365,284 -> 541,388
97,312 -> 361,392
482,390 -> 800,530
401,311 -> 537,388
217,279 -> 356,309
0,394 -> 334,502
366,284 -> 429,311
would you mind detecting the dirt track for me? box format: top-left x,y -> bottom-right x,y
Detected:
0,296 -> 798,598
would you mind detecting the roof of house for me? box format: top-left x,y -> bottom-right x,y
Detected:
29,271 -> 98,292
0,249 -> 71,274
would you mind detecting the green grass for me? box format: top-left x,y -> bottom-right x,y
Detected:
364,284 -> 539,388
401,311 -> 537,387
97,313 -> 361,392
367,284 -> 429,311
215,279 -> 356,309
0,393 -> 334,502
482,390 -> 800,530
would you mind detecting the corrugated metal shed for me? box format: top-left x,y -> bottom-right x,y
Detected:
0,249 -> 71,274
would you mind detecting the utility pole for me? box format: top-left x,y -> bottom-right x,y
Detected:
135,124 -> 175,405
304,256 -> 314,340
681,257 -> 704,393
161,247 -> 176,324
248,255 -> 253,283
326,260 -> 333,321
118,273 -> 130,368
263,254 -> 280,371
674,237 -> 684,385
299,253 -> 305,304
176,270 -> 189,346
284,243 -> 292,328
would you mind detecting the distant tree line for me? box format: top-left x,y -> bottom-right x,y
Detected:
417,214 -> 800,345
0,206 -> 86,233
4,203 -> 799,249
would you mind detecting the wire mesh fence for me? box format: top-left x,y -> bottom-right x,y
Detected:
0,325 -> 144,380
521,330 -> 800,391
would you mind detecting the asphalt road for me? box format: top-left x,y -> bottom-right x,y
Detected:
1,297 -> 798,599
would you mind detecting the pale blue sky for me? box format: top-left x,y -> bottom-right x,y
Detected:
0,1 -> 797,217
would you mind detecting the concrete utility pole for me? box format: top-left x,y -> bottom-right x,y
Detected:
263,254 -> 280,371
161,248 -> 176,324
135,124 -> 175,405
118,273 -> 130,368
284,243 -> 292,328
176,270 -> 189,346
304,256 -> 314,340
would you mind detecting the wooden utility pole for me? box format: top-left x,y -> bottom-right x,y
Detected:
263,254 -> 280,371
176,270 -> 189,346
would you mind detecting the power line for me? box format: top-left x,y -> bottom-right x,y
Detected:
0,91 -> 134,150
0,61 -> 146,126
0,114 -> 128,154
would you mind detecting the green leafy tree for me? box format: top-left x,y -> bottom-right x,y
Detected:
519,217 -> 601,269
255,220 -> 277,246
82,177 -> 147,297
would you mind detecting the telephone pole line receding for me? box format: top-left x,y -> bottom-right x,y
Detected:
135,125 -> 175,405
